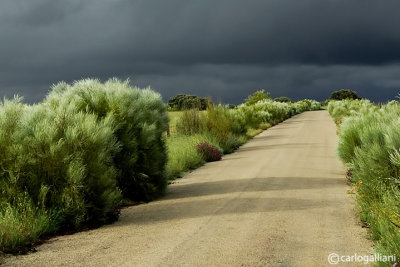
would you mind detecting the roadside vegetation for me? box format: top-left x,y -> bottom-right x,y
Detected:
166,91 -> 322,179
0,81 -> 321,256
328,99 -> 400,265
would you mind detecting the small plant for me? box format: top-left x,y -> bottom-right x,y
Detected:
196,142 -> 222,162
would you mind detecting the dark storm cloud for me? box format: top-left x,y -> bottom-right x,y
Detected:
0,0 -> 400,103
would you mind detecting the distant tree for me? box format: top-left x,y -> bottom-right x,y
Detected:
274,96 -> 292,103
245,90 -> 271,105
167,94 -> 212,110
329,89 -> 360,100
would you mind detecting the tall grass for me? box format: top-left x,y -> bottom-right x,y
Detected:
175,109 -> 203,135
329,100 -> 400,265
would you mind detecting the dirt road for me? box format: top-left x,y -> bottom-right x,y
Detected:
5,111 -> 372,266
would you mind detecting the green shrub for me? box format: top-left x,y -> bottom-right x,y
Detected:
0,78 -> 170,253
7,103 -> 121,226
0,96 -> 122,252
45,78 -> 169,202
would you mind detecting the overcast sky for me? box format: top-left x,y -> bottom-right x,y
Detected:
1,0 -> 400,104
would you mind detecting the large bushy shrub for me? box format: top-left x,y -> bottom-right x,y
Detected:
0,97 -> 121,252
45,78 -> 169,202
0,78 -> 169,253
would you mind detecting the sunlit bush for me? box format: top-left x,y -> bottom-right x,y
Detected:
46,78 -> 169,202
0,97 -> 121,252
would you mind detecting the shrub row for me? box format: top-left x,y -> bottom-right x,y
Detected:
0,78 -> 168,253
327,99 -> 374,125
328,100 -> 400,265
168,98 -> 321,178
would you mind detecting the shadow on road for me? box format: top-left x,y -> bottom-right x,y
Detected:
115,175 -> 347,226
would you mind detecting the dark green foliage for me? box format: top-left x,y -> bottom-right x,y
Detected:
196,142 -> 222,162
329,89 -> 361,100
167,94 -> 212,111
274,97 -> 292,103
46,78 -> 169,202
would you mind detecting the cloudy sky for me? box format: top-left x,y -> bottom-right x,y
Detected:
1,0 -> 400,104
